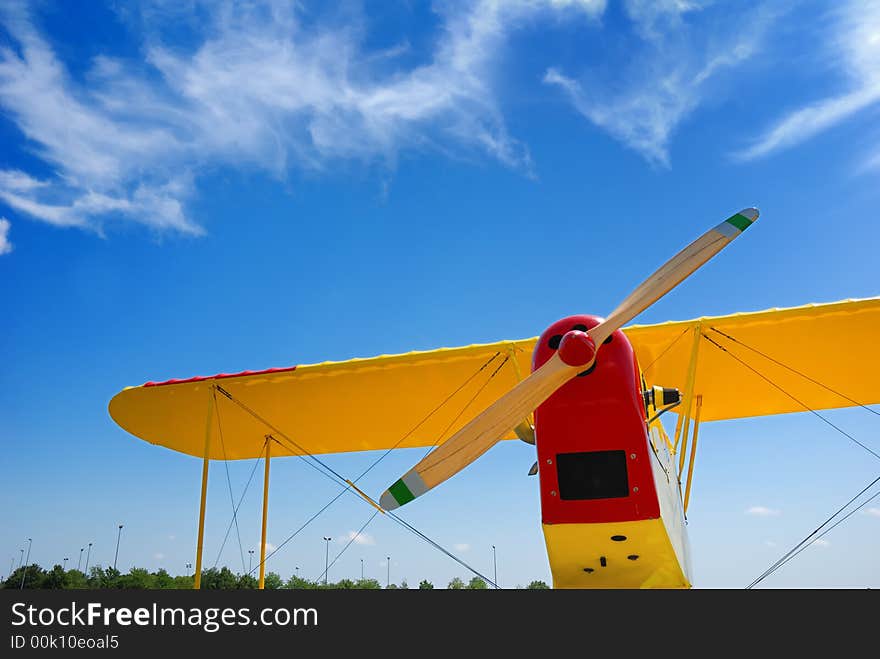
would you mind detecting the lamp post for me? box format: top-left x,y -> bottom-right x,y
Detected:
248,550 -> 254,574
113,525 -> 123,571
323,537 -> 331,586
8,557 -> 14,580
63,557 -> 68,571
186,563 -> 192,575
77,548 -> 83,571
19,538 -> 32,589
17,548 -> 23,569
386,556 -> 391,588
360,558 -> 364,580
492,545 -> 498,589
84,543 -> 92,573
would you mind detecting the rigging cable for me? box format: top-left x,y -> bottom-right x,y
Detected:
698,333 -> 880,587
212,388 -> 248,573
702,334 -> 880,462
420,354 -> 510,459
746,474 -> 880,589
708,327 -> 880,417
219,352 -> 506,584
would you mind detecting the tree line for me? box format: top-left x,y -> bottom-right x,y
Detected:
2,564 -> 551,590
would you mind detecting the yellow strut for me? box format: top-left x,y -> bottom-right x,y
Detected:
683,395 -> 703,514
193,385 -> 215,590
676,324 -> 702,480
259,437 -> 271,589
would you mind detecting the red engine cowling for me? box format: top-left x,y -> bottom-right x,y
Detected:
533,315 -> 660,525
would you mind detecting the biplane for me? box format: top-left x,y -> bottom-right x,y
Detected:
108,208 -> 880,588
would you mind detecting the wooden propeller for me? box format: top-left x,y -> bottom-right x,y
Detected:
379,208 -> 758,510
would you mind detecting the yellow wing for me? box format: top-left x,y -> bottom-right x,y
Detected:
108,297 -> 879,459
627,297 -> 880,422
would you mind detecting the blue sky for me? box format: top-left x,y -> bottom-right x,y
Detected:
1,0 -> 879,588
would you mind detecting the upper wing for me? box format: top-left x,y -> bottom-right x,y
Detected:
627,297 -> 880,422
108,338 -> 537,460
109,297 -> 880,459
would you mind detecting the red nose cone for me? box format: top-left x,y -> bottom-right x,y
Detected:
557,330 -> 596,367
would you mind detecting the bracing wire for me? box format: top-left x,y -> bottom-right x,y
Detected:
226,352 -> 507,584
747,475 -> 880,588
708,327 -> 880,418
314,509 -> 379,584
641,327 -> 690,375
212,449 -> 264,569
702,334 -> 880,461
420,354 -> 510,460
212,388 -> 248,573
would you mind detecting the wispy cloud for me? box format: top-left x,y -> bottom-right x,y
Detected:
340,531 -> 375,546
153,552 -> 165,560
0,0 -> 604,237
746,505 -> 781,517
862,507 -> 880,518
544,3 -> 774,166
812,538 -> 830,548
736,0 -> 880,161
453,543 -> 470,552
0,218 -> 11,254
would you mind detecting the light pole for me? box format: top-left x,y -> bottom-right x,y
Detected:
186,563 -> 192,575
77,547 -> 83,571
84,543 -> 92,573
19,538 -> 32,589
248,550 -> 254,574
63,557 -> 69,571
323,537 -> 331,585
8,557 -> 14,580
17,548 -> 23,569
360,558 -> 364,580
492,545 -> 498,589
113,525 -> 123,571
386,556 -> 391,588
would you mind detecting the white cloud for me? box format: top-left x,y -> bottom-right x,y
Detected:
544,3 -> 773,166
0,0 -> 605,237
153,552 -> 165,560
812,538 -> 830,548
453,543 -> 470,552
737,0 -> 880,161
0,217 -> 11,254
340,531 -> 375,546
862,507 -> 880,517
764,540 -> 777,548
746,505 -> 781,517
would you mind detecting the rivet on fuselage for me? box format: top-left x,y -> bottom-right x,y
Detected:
633,486 -> 639,493
550,490 -> 557,496
546,459 -> 552,464
630,453 -> 637,460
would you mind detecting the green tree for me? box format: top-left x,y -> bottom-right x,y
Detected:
200,567 -> 238,589
64,569 -> 89,589
118,568 -> 154,589
447,577 -> 465,589
153,569 -> 175,589
3,564 -> 46,589
42,565 -> 66,589
526,580 -> 550,589
172,574 -> 194,589
286,575 -> 318,589
467,577 -> 488,589
355,578 -> 382,589
385,582 -> 399,589
264,572 -> 284,589
237,573 -> 258,589
418,580 -> 434,589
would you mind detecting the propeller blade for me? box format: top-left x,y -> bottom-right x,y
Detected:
379,208 -> 758,510
587,208 -> 758,345
528,461 -> 539,476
